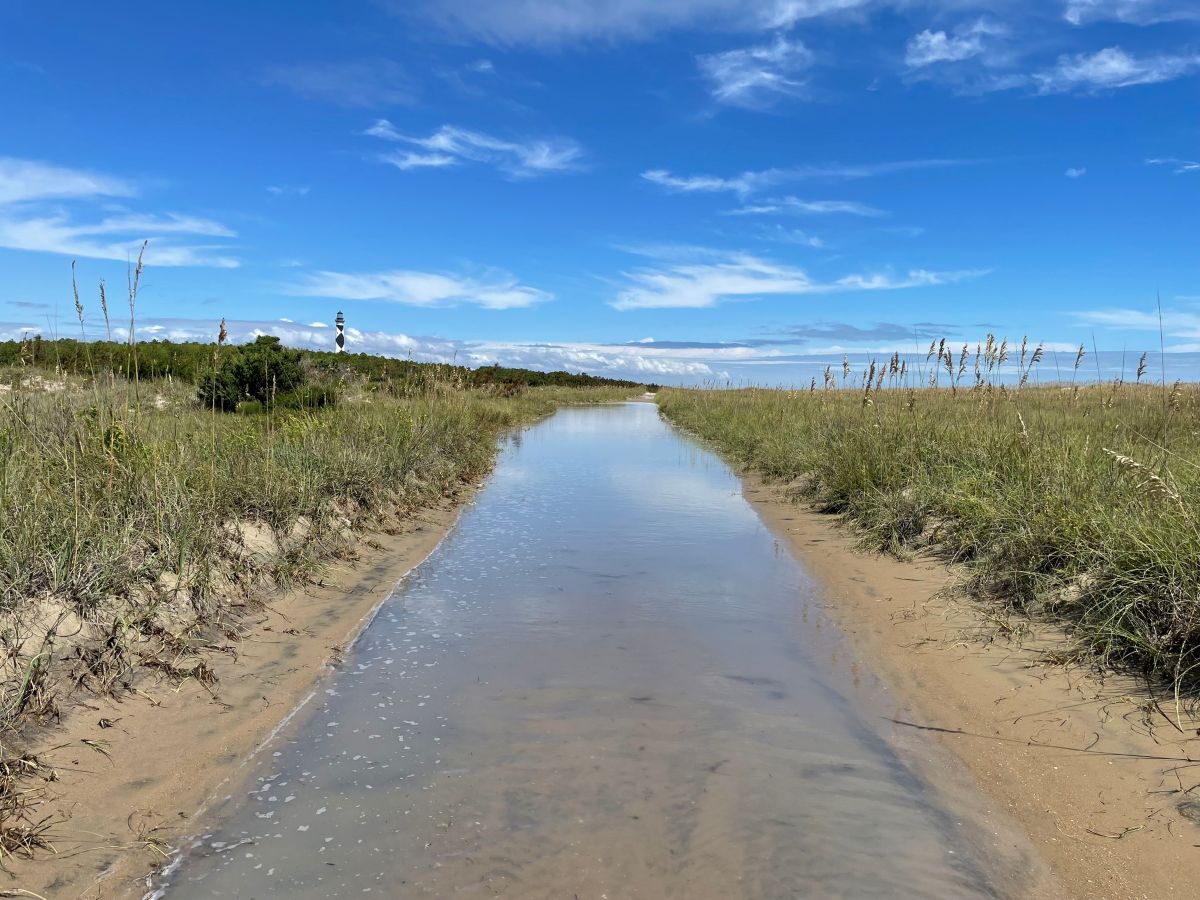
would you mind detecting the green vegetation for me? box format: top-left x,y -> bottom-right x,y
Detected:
197,335 -> 308,411
658,345 -> 1200,694
0,374 -> 632,719
0,320 -> 636,860
0,335 -> 640,400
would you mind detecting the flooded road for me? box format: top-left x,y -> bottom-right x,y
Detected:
158,403 -> 1038,899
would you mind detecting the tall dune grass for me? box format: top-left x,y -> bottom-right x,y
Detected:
0,365 -> 631,864
0,248 -> 639,863
658,357 -> 1200,693
0,377 -> 630,717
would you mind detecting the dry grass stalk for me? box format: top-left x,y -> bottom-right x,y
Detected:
1103,448 -> 1185,510
657,366 -> 1200,695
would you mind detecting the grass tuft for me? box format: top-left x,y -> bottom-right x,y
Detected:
658,365 -> 1200,694
0,361 -> 633,856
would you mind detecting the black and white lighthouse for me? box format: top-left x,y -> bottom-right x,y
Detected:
335,311 -> 345,353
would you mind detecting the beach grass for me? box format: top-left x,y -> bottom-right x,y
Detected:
0,380 -> 623,730
657,354 -> 1200,694
0,368 -> 632,864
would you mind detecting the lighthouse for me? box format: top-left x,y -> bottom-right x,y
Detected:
335,311 -> 345,353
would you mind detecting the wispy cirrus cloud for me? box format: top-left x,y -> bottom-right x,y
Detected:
1146,157 -> 1200,174
262,60 -> 416,108
0,158 -> 239,268
902,19 -> 1021,90
293,267 -> 551,310
379,151 -> 458,171
1063,0 -> 1200,25
0,157 -> 135,205
0,213 -> 240,268
1076,304 -> 1200,350
1034,47 -> 1200,93
698,35 -> 815,108
902,14 -> 1200,95
775,320 -> 967,343
725,196 -> 885,216
609,247 -> 988,310
755,225 -> 826,247
641,168 -> 772,195
85,213 -> 234,237
642,157 -> 960,220
365,121 -> 584,178
399,0 -> 871,47
905,20 -> 1002,68
643,158 -> 970,197
398,0 -> 1196,50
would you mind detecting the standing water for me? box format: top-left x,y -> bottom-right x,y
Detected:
157,403 -> 1040,899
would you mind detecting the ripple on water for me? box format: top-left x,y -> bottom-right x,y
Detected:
159,404 -> 1020,899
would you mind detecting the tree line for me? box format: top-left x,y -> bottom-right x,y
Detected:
0,335 -> 642,411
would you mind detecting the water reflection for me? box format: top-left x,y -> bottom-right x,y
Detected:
158,403 -> 1023,899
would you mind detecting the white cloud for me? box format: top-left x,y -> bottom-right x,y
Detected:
698,35 -> 815,107
0,157 -> 135,205
0,209 -> 239,268
480,341 -> 721,376
0,158 -> 239,268
1063,0 -> 1200,25
905,27 -> 985,68
609,248 -> 987,310
642,158 -> 970,197
12,314 -> 719,379
726,195 -> 885,216
262,60 -> 415,107
402,0 -> 871,47
1146,157 -> 1200,174
831,269 -> 985,290
365,121 -> 583,178
641,168 -> 771,195
767,0 -> 873,27
267,184 -> 311,197
758,225 -> 826,247
1065,167 -> 1087,178
88,213 -> 236,237
382,151 -> 458,171
293,268 -> 551,310
1077,306 -> 1200,339
901,19 -> 1025,93
613,253 -> 811,310
1034,47 -> 1200,93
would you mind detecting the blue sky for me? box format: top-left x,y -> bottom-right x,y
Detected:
0,0 -> 1197,383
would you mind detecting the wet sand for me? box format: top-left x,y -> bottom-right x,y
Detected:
742,473 -> 1200,899
11,494 -> 480,900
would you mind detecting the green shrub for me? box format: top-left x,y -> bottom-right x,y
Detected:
197,336 -> 307,410
276,385 -> 339,410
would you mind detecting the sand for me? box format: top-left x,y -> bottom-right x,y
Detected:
8,492 -> 477,900
743,473 -> 1200,900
